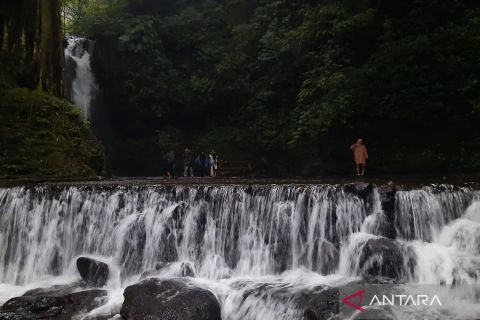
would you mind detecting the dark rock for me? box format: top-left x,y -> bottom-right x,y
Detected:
311,240 -> 339,275
181,262 -> 195,277
23,280 -> 88,297
50,248 -> 63,276
0,296 -> 64,319
119,217 -> 146,277
76,257 -> 110,287
358,238 -> 405,280
120,278 -> 221,320
344,183 -> 375,200
379,182 -> 400,217
61,290 -> 109,318
140,262 -> 195,280
0,290 -> 108,320
229,281 -> 338,320
364,212 -> 396,239
294,287 -> 339,320
377,182 -> 400,239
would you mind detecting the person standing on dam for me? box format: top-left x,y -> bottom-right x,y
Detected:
350,139 -> 368,176
183,148 -> 194,177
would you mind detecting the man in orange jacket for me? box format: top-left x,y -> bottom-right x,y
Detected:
350,139 -> 368,176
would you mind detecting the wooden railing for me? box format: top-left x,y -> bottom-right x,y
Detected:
217,161 -> 252,177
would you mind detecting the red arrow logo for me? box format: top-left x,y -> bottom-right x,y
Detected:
341,289 -> 366,312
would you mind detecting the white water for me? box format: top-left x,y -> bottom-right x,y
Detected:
64,37 -> 98,120
0,184 -> 479,319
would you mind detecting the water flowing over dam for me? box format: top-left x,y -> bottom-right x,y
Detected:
0,183 -> 479,319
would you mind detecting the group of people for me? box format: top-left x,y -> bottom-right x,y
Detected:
164,139 -> 368,178
163,148 -> 219,178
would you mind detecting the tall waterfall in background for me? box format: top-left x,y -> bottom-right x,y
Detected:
64,37 -> 98,120
0,184 -> 479,319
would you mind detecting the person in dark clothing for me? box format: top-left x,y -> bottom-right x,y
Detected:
183,148 -> 194,177
163,150 -> 176,178
194,152 -> 210,177
197,152 -> 209,177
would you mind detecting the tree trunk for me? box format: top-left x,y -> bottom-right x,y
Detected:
0,0 -> 65,97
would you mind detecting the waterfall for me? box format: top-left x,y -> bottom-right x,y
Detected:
0,184 -> 479,319
64,37 -> 98,120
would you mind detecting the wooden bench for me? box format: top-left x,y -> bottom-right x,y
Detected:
217,161 -> 252,177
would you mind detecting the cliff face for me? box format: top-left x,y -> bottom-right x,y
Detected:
0,0 -> 64,96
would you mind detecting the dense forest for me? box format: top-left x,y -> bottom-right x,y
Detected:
2,0 -> 480,177
75,0 -> 480,176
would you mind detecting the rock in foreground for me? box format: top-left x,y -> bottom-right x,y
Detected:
0,289 -> 108,319
120,278 -> 221,320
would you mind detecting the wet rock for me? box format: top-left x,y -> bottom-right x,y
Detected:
344,183 -> 375,201
140,262 -> 195,280
0,290 -> 108,319
377,182 -> 400,239
76,257 -> 110,287
294,287 -> 339,320
119,218 -> 146,278
230,281 -> 338,320
379,182 -> 400,217
120,278 -> 221,320
61,290 -> 109,317
0,296 -> 64,319
180,262 -> 195,277
23,280 -> 89,296
364,212 -> 396,239
358,238 -> 405,280
311,240 -> 339,275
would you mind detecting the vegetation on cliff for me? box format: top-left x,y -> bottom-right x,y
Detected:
0,87 -> 105,178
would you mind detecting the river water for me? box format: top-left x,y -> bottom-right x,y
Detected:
0,184 -> 479,319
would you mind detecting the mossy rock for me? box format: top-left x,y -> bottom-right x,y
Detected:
0,87 -> 106,178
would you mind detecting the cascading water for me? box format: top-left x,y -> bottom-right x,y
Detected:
0,183 -> 479,319
64,37 -> 98,120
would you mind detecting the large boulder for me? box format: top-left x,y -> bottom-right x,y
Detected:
76,257 -> 110,287
0,290 -> 108,319
120,278 -> 221,320
358,238 -> 406,280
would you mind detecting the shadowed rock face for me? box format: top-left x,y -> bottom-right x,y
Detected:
120,278 -> 221,320
0,289 -> 108,319
76,257 -> 110,287
358,238 -> 405,280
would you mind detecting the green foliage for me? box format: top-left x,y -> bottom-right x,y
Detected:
0,88 -> 106,177
72,0 -> 480,175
